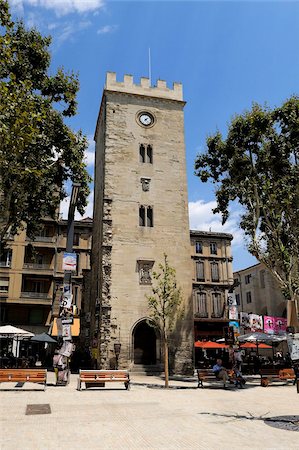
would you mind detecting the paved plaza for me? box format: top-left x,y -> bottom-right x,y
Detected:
0,372 -> 298,449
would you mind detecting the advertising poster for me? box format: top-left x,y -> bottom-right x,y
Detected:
264,316 -> 287,334
62,252 -> 77,271
229,306 -> 238,320
249,314 -> 263,331
274,317 -> 287,334
229,320 -> 240,335
240,312 -> 250,329
60,284 -> 73,308
287,334 -> 299,361
62,324 -> 72,341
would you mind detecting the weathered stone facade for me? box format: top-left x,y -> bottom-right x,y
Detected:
90,73 -> 194,373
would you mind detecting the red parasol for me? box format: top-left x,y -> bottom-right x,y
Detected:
240,342 -> 272,349
194,340 -> 228,349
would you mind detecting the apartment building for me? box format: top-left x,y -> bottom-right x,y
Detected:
0,217 -> 92,333
233,263 -> 287,317
190,230 -> 234,340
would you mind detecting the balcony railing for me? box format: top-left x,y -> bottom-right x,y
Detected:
21,292 -> 51,299
194,311 -> 209,318
0,262 -> 11,267
23,263 -> 52,270
26,236 -> 56,243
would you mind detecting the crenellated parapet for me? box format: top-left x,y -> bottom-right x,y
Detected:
105,72 -> 183,101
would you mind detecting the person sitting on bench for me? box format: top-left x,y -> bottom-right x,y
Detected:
212,358 -> 229,384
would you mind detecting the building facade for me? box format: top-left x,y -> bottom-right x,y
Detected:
233,263 -> 287,317
191,231 -> 234,340
89,72 -> 194,373
0,218 -> 92,333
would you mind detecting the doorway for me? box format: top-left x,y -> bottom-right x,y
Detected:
133,320 -> 157,365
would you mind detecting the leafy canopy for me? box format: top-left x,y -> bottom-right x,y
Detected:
147,254 -> 183,340
195,97 -> 299,304
0,0 -> 91,241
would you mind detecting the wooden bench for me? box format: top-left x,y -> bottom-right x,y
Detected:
0,369 -> 47,390
77,369 -> 130,391
197,369 -> 241,389
260,368 -> 295,387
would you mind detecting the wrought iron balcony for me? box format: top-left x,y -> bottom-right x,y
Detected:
23,263 -> 52,270
21,292 -> 51,299
194,311 -> 209,318
0,261 -> 11,267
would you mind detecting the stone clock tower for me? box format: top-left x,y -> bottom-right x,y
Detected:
90,72 -> 193,373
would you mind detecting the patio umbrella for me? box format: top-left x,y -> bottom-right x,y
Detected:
0,325 -> 34,338
0,325 -> 34,359
240,342 -> 272,349
30,333 -> 57,344
238,332 -> 286,343
194,340 -> 228,349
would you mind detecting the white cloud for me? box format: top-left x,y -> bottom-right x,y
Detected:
10,0 -> 24,15
55,20 -> 91,44
97,24 -> 118,34
60,191 -> 94,220
24,0 -> 105,16
189,199 -> 245,247
84,136 -> 95,167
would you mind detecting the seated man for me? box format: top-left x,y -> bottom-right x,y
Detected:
212,358 -> 229,385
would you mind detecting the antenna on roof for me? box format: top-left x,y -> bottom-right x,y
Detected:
148,47 -> 151,87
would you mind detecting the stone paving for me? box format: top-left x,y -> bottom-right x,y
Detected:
0,372 -> 298,449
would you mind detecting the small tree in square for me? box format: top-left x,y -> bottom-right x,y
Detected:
147,254 -> 183,388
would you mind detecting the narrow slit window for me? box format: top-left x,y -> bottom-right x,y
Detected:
139,144 -> 145,163
139,206 -> 145,226
146,145 -> 153,163
147,207 -> 153,227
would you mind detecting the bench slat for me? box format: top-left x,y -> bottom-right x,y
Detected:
0,369 -> 47,390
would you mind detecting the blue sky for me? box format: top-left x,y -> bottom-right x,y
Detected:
9,0 -> 299,271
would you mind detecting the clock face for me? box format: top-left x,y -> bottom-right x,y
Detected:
139,113 -> 154,126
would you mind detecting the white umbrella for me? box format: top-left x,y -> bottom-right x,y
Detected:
0,325 -> 34,358
0,325 -> 34,337
238,332 -> 286,343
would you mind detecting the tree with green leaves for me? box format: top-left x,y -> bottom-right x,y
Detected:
0,0 -> 91,242
195,96 -> 299,327
147,254 -> 183,387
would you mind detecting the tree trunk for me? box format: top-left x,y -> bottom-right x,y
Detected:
164,339 -> 169,388
287,298 -> 299,330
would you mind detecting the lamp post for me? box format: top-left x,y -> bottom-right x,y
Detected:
57,182 -> 81,385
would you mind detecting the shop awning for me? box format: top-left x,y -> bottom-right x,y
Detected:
51,318 -> 80,337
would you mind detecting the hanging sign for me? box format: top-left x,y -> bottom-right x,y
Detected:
62,324 -> 72,341
61,316 -> 74,325
60,284 -> 73,308
229,320 -> 240,336
229,306 -> 238,320
227,293 -> 237,306
62,252 -> 77,271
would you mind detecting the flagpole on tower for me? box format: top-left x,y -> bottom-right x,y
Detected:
148,47 -> 151,86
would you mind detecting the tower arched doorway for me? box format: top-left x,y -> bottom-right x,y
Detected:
133,320 -> 157,365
